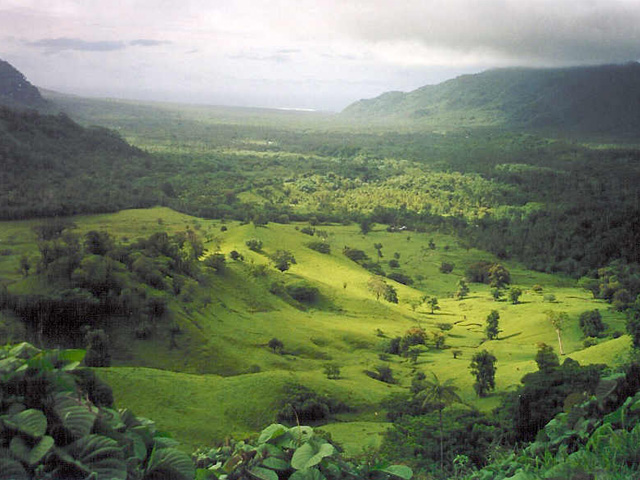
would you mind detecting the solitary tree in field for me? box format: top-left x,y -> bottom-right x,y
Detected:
485,310 -> 500,340
268,337 -> 284,354
545,310 -> 568,355
417,373 -> 462,473
426,296 -> 440,314
488,264 -> 511,288
455,279 -> 470,300
373,243 -> 383,261
508,287 -> 522,304
470,350 -> 497,397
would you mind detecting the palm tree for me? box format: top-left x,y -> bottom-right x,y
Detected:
417,372 -> 462,473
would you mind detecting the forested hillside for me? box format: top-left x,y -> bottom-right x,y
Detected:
342,63 -> 640,138
0,59 -> 49,110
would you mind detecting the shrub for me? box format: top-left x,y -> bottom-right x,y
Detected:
276,384 -> 346,424
285,282 -> 319,303
388,259 -> 400,268
268,337 -> 284,353
579,309 -> 606,338
363,262 -> 385,275
300,226 -> 315,236
543,293 -> 556,302
246,239 -> 263,251
365,364 -> 397,384
324,363 -> 341,379
307,241 -> 331,254
440,262 -> 455,273
387,272 -> 413,285
343,247 -> 368,262
203,253 -> 225,272
532,284 -> 544,293
583,337 -> 598,348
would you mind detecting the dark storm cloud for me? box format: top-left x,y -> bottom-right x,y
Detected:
339,0 -> 640,64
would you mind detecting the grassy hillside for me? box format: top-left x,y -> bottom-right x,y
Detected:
0,207 -> 629,452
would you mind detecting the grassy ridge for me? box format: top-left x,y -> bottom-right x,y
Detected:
0,206 -> 630,452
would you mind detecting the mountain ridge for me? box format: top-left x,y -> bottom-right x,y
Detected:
0,59 -> 49,110
342,62 -> 640,136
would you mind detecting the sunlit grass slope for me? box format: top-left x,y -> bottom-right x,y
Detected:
0,207 -> 630,451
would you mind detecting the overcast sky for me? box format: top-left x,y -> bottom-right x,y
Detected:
2,0 -> 640,111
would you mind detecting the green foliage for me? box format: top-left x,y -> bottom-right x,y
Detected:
323,363 -> 341,380
485,310 -> 500,340
455,279 -> 470,300
272,250 -> 297,272
364,364 -> 397,384
387,272 -> 413,285
342,247 -> 368,262
507,287 -> 522,304
578,309 -> 606,338
268,338 -> 284,354
194,423 -> 412,480
276,384 -> 346,425
535,343 -> 559,372
285,282 -> 319,303
306,242 -> 330,254
246,239 -> 263,252
203,253 -> 225,272
439,262 -> 454,274
0,343 -> 193,480
470,350 -> 497,398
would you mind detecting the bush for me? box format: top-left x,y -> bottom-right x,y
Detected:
307,241 -> 330,254
365,364 -> 397,384
388,259 -> 400,268
246,239 -> 263,251
579,309 -> 606,338
440,262 -> 455,273
203,253 -> 225,272
276,384 -> 346,425
387,272 -> 413,285
543,293 -> 556,302
285,282 -> 319,303
362,262 -> 385,275
300,226 -> 315,236
343,247 -> 369,262
583,337 -> 598,348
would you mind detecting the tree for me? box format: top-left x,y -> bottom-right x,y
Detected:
83,329 -> 111,367
245,239 -> 263,252
485,310 -> 500,340
373,243 -> 383,261
272,250 -> 296,272
426,296 -> 440,314
626,305 -> 640,349
578,309 -> 606,338
19,254 -> 31,277
546,310 -> 569,355
488,264 -> 511,288
417,373 -> 462,473
490,287 -> 503,301
268,337 -> 284,354
456,279 -> 470,300
470,350 -> 497,397
508,287 -> 522,304
367,277 -> 397,303
432,331 -> 446,349
359,219 -> 373,235
203,253 -> 225,272
535,342 -> 559,371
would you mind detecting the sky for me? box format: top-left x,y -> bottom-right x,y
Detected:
1,0 -> 640,111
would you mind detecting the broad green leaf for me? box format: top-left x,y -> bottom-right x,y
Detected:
125,432 -> 148,461
289,468 -> 326,480
64,434 -> 127,480
289,426 -> 314,444
6,409 -> 47,438
9,433 -> 55,465
261,456 -> 290,471
144,447 -> 195,480
9,342 -> 41,359
28,435 -> 54,465
54,393 -> 97,439
258,424 -> 288,444
57,348 -> 86,365
154,437 -> 180,449
376,464 -> 413,479
291,442 -> 335,471
248,466 -> 279,480
0,356 -> 24,375
0,449 -> 29,480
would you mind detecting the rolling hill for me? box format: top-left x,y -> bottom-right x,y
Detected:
342,63 -> 640,137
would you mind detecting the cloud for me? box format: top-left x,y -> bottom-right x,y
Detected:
129,39 -> 171,47
333,0 -> 640,66
227,49 -> 297,63
27,37 -> 126,52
